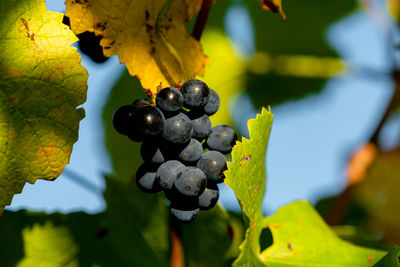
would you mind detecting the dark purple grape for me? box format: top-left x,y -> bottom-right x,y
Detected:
204,89 -> 220,116
140,141 -> 165,164
136,163 -> 161,193
205,125 -> 237,154
180,79 -> 210,108
156,87 -> 183,113
112,105 -> 136,135
156,160 -> 185,190
197,151 -> 227,183
134,106 -> 165,137
178,139 -> 203,164
132,98 -> 151,110
175,167 -> 206,197
199,182 -> 219,210
170,197 -> 199,223
192,114 -> 211,141
162,113 -> 193,144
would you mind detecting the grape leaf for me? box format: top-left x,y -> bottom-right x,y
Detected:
225,109 -> 388,266
182,206 -> 240,267
17,221 -> 79,267
261,201 -> 386,267
224,107 -> 274,266
65,0 -> 208,92
0,0 -> 88,214
373,246 -> 400,267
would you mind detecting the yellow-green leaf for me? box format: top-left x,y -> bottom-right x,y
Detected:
17,222 -> 79,267
225,107 -> 274,266
65,0 -> 208,92
261,201 -> 386,267
225,109 -> 388,266
0,0 -> 88,213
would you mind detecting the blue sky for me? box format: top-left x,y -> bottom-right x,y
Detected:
7,1 -> 396,215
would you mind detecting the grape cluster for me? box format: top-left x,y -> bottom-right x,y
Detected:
112,79 -> 237,223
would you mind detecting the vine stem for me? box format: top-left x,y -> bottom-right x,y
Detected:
192,0 -> 213,41
167,2 -> 214,266
170,215 -> 184,267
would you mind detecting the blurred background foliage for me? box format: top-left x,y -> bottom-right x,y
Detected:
3,0 -> 400,265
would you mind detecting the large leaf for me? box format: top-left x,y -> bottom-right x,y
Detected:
0,176 -> 170,267
65,0 -> 207,92
182,206 -> 240,267
373,246 -> 400,267
0,210 -> 104,267
261,201 -> 386,267
0,0 -> 88,213
225,108 -> 388,266
225,107 -> 274,266
17,222 -> 79,267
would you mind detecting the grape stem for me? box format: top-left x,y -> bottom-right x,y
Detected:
170,215 -> 185,267
192,0 -> 214,41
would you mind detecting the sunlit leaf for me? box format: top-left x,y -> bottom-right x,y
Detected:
17,222 -> 78,267
225,108 -> 388,266
65,0 -> 208,92
261,201 -> 386,267
0,0 -> 88,213
224,107 -> 273,266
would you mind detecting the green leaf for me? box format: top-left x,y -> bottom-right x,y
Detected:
103,176 -> 169,266
225,107 -> 274,266
182,206 -> 240,267
373,246 -> 400,267
0,210 -> 104,266
0,177 -> 170,267
0,0 -> 88,213
261,201 -> 386,267
225,108 -> 388,266
17,221 -> 79,267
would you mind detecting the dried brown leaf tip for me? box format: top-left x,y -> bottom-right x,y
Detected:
261,0 -> 286,20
